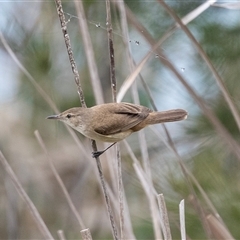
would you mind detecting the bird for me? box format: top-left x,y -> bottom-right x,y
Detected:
47,102 -> 187,157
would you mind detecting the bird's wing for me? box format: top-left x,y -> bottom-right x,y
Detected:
93,103 -> 151,135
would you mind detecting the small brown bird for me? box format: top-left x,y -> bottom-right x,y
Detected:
47,102 -> 187,157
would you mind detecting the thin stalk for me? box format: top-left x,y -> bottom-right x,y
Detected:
54,0 -> 86,107
0,151 -> 54,240
106,1 -> 124,239
133,162 -> 163,239
106,0 -> 117,102
179,200 -> 186,240
57,230 -> 66,240
158,0 -> 240,133
74,0 -> 104,105
91,141 -> 119,240
80,228 -> 93,240
34,130 -> 85,230
157,194 -> 172,240
124,141 -> 163,239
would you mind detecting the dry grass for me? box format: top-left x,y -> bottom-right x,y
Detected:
0,1 -> 239,239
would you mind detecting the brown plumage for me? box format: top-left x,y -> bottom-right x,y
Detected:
47,102 -> 187,143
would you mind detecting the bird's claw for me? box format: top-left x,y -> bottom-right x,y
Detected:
92,151 -> 104,158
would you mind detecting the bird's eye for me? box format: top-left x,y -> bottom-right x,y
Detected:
66,114 -> 72,119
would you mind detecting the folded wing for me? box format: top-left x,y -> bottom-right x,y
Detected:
92,103 -> 151,135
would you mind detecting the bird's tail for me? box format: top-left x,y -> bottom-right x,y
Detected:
146,109 -> 188,125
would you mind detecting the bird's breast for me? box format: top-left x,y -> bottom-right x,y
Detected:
85,129 -> 133,142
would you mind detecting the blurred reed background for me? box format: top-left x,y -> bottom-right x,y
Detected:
0,0 -> 240,239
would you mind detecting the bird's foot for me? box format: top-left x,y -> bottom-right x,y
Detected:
91,142 -> 117,158
92,150 -> 104,158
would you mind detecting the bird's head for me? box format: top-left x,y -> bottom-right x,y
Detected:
47,107 -> 86,128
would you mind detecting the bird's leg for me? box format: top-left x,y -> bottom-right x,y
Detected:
92,142 -> 117,158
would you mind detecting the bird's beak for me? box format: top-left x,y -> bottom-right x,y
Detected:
46,114 -> 60,120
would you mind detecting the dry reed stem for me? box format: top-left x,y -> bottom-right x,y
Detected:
206,214 -> 235,239
132,161 -> 163,239
0,151 -> 54,240
118,190 -> 136,240
124,132 -> 163,239
80,228 -> 93,240
136,128 -> 163,239
157,194 -> 172,240
181,0 -> 216,25
106,0 -> 117,102
106,0 -> 125,239
74,0 -> 104,105
91,164 -> 135,239
188,195 -> 212,238
34,130 -> 86,230
116,144 -> 124,240
179,200 -> 186,240
213,2 -> 240,9
92,141 -> 119,240
57,230 -> 66,240
116,38 -> 164,102
158,0 -> 240,133
54,0 -> 86,107
116,0 -> 160,110
114,5 -> 162,237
